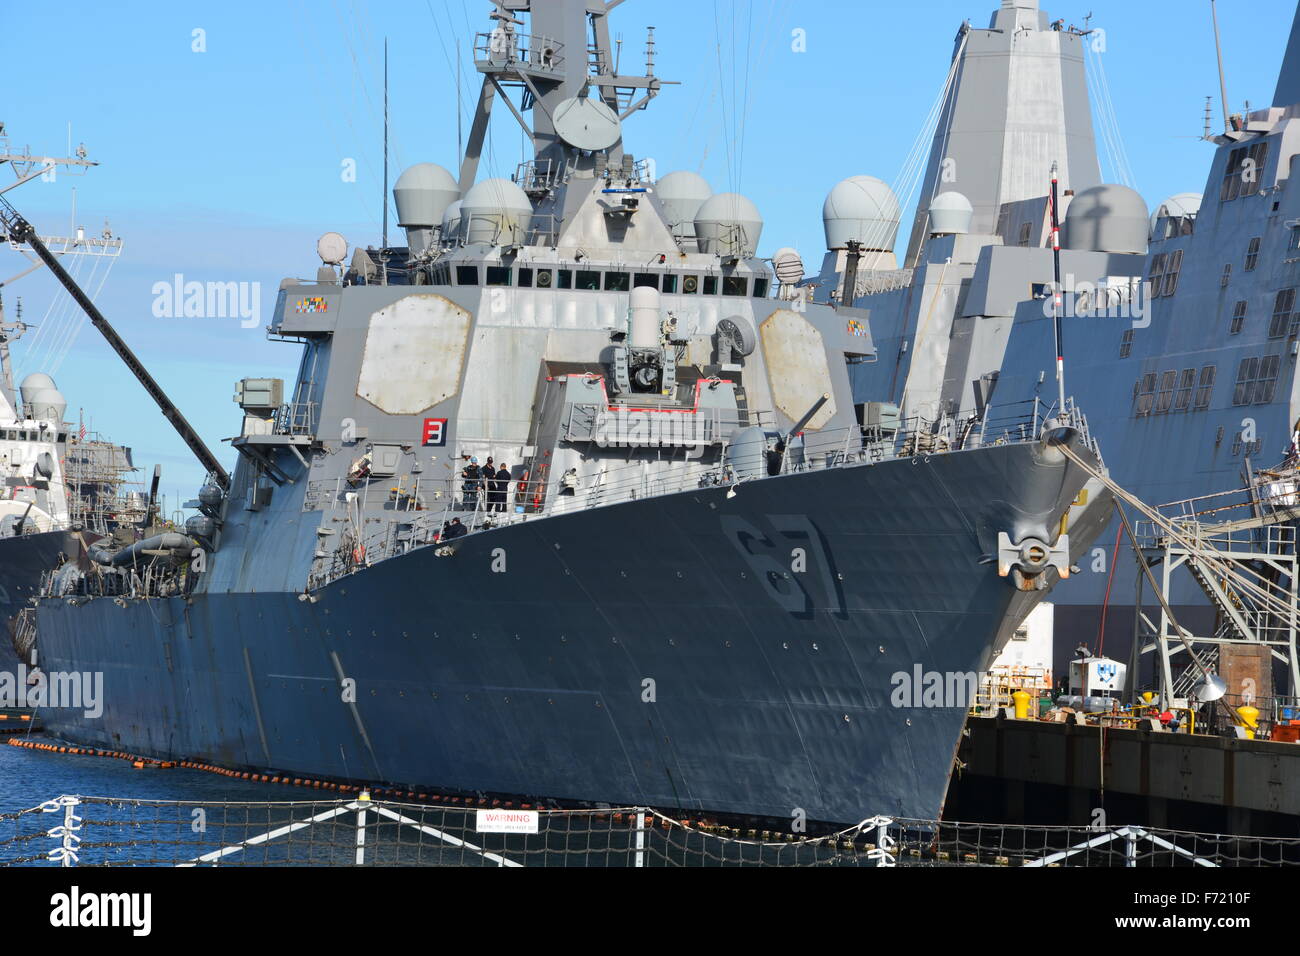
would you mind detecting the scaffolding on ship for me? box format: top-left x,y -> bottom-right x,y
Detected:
61,428 -> 144,536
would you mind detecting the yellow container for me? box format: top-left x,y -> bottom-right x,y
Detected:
1013,690 -> 1031,720
1236,704 -> 1260,739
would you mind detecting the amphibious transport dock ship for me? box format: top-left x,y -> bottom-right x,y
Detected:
824,0 -> 1300,680
15,0 -> 1109,824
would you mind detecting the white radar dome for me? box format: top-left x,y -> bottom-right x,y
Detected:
1149,192 -> 1202,239
461,178 -> 534,246
655,171 -> 713,235
822,176 -> 901,252
441,200 -> 464,244
393,163 -> 460,253
695,192 -> 763,259
928,191 -> 974,236
1063,184 -> 1149,255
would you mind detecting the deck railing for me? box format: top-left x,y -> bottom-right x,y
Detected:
304,397 -> 1095,590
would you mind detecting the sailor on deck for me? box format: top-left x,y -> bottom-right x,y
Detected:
462,457 -> 482,508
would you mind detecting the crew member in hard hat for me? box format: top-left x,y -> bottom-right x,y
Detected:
462,456 -> 482,509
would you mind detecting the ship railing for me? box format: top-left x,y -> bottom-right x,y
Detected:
514,159 -> 573,197
1197,692 -> 1300,740
474,30 -> 565,75
307,398 -> 1085,586
1135,518 -> 1297,555
273,402 -> 318,437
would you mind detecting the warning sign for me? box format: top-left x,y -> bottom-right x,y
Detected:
475,809 -> 539,834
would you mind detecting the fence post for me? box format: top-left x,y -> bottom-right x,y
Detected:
355,791 -> 370,866
1125,828 -> 1137,867
635,810 -> 646,868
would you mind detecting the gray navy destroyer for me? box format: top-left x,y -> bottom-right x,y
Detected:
11,0 -> 1110,825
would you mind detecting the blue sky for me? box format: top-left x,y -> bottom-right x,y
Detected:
3,0 -> 1295,505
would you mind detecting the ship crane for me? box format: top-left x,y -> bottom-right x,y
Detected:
0,193 -> 231,490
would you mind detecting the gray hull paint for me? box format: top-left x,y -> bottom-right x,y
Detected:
33,438 -> 1095,825
0,530 -> 79,666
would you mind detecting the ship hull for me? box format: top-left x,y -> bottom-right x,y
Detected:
0,530 -> 80,665
31,438 -> 1100,825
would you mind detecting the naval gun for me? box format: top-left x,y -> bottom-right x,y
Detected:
0,194 -> 231,490
724,393 -> 830,480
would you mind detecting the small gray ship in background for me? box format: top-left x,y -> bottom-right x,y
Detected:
0,125 -> 143,657
828,0 -> 1300,690
17,0 -> 1109,825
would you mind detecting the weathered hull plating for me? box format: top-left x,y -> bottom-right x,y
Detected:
0,530 -> 79,666
32,438 -> 1099,825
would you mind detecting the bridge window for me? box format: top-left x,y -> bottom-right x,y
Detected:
1268,288 -> 1295,338
1193,365 -> 1216,410
1119,328 -> 1134,358
1230,300 -> 1247,334
1148,254 -> 1167,298
703,276 -> 719,295
518,267 -> 534,288
754,277 -> 769,298
455,266 -> 479,286
1245,236 -> 1261,271
1258,354 -> 1282,404
722,276 -> 748,296
576,270 -> 600,290
662,274 -> 678,293
682,275 -> 700,294
1233,357 -> 1263,405
485,266 -> 512,286
603,271 -> 630,291
1162,249 -> 1183,297
1173,368 -> 1196,411
633,273 -> 658,289
1154,369 -> 1177,414
557,269 -> 573,289
1220,141 -> 1268,202
1135,372 -> 1156,417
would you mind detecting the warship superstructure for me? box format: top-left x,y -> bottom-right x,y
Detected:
0,126 -> 139,648
829,0 -> 1300,685
19,0 -> 1109,824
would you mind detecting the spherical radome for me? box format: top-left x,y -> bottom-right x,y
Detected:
1063,184 -> 1149,255
822,176 -> 901,251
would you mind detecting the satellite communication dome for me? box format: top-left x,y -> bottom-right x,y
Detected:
1062,184 -> 1149,255
928,191 -> 974,236
695,192 -> 763,259
822,176 -> 901,251
393,163 -> 460,228
393,163 -> 460,254
461,178 -> 534,246
441,200 -> 464,244
655,171 -> 712,233
1149,192 -> 1203,238
19,372 -> 57,419
25,387 -> 67,425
